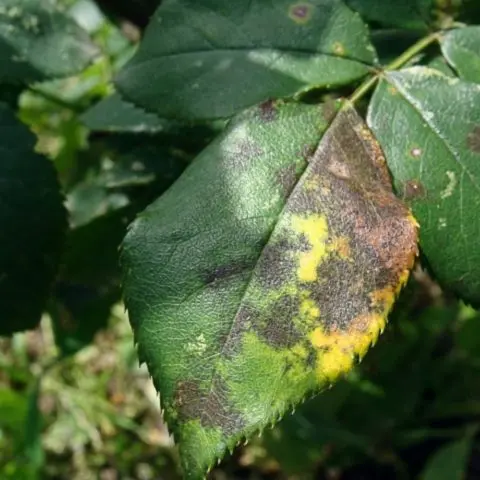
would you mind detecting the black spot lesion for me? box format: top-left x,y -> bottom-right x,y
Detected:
467,126 -> 480,154
204,261 -> 254,286
253,295 -> 302,348
277,163 -> 299,198
257,99 -> 278,122
402,179 -> 427,201
174,377 -> 245,436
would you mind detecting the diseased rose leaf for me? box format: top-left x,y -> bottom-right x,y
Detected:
441,27 -> 480,84
115,0 -> 377,120
368,67 -> 480,305
0,103 -> 66,335
121,102 -> 417,478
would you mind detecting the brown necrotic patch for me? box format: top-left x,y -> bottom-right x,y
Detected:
257,99 -> 278,122
467,126 -> 480,153
174,378 -> 245,435
277,163 -> 300,199
402,179 -> 426,201
224,138 -> 264,170
283,107 -> 418,332
253,295 -> 302,348
288,3 -> 313,23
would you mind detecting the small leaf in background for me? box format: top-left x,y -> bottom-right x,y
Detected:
345,0 -> 433,30
0,0 -> 99,83
368,67 -> 480,305
441,26 -> 480,83
115,0 -> 377,120
0,103 -> 66,336
80,92 -> 171,134
421,434 -> 474,480
122,101 -> 418,478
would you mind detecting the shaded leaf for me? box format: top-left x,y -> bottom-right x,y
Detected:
0,103 -> 66,335
425,54 -> 456,77
54,135 -> 189,354
441,26 -> 480,83
115,0 -> 377,120
122,102 -> 417,478
345,0 -> 432,30
81,92 -> 171,134
52,283 -> 117,356
421,435 -> 473,480
368,67 -> 480,304
0,0 -> 99,84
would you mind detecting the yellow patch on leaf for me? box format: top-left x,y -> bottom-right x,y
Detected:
291,214 -> 328,282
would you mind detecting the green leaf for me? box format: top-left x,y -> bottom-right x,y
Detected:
0,0 -> 99,84
421,435 -> 473,480
0,103 -> 66,336
122,101 -> 418,478
368,67 -> 480,304
115,0 -> 377,120
345,0 -> 432,30
441,26 -> 480,84
80,93 -> 171,134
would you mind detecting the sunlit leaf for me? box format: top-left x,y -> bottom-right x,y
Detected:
122,102 -> 417,478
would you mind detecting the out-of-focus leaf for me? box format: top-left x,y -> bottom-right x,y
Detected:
441,27 -> 480,83
122,102 -> 418,478
95,0 -> 161,29
0,103 -> 66,336
81,93 -> 170,134
115,0 -> 377,120
51,283 -> 117,356
0,0 -> 99,83
371,29 -> 423,66
346,0 -> 433,29
368,67 -> 480,305
54,135 -> 188,354
421,435 -> 473,480
0,388 -> 28,432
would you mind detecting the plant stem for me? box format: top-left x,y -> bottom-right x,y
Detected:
28,86 -> 83,112
349,31 -> 441,105
349,74 -> 379,105
385,31 -> 441,71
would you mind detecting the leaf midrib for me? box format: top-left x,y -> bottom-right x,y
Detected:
128,46 -> 375,71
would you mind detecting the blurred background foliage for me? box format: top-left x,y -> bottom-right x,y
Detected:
1,0 -> 480,479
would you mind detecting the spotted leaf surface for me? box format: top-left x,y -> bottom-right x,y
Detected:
0,0 -> 99,84
0,103 -> 66,335
441,27 -> 480,84
368,67 -> 480,304
115,0 -> 377,120
122,102 -> 417,478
